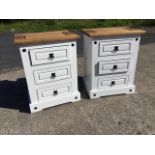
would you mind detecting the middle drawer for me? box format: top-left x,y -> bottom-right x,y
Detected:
34,65 -> 71,85
98,59 -> 130,75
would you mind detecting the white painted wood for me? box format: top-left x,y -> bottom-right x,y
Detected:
30,45 -> 70,65
37,83 -> 72,101
83,34 -> 141,99
19,41 -> 81,113
98,75 -> 128,89
99,39 -> 132,56
103,43 -> 130,52
98,59 -> 129,75
88,85 -> 135,99
34,65 -> 71,84
29,92 -> 80,113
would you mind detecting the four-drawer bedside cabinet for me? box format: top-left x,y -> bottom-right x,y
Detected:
82,27 -> 146,99
14,31 -> 81,113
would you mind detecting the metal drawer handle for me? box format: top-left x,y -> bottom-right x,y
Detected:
49,53 -> 54,59
113,65 -> 118,70
113,46 -> 119,52
53,90 -> 58,96
111,81 -> 116,86
51,73 -> 56,79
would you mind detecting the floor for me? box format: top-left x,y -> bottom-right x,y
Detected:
0,33 -> 155,134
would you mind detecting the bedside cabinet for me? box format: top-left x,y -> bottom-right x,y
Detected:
14,31 -> 81,113
82,27 -> 146,99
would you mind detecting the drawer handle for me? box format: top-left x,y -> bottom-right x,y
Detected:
112,65 -> 118,70
111,81 -> 116,86
113,46 -> 119,52
53,90 -> 58,96
49,53 -> 54,59
51,73 -> 56,79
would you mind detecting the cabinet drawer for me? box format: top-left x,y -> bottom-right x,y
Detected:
99,40 -> 131,56
34,65 -> 71,84
37,83 -> 72,101
98,76 -> 128,89
30,45 -> 70,66
99,60 -> 129,75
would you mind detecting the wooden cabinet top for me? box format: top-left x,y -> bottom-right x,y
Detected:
14,30 -> 80,45
82,27 -> 146,38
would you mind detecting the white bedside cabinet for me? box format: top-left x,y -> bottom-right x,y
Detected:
14,31 -> 81,113
82,27 -> 145,99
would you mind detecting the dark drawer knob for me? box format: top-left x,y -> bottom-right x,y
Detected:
111,81 -> 115,86
53,90 -> 58,96
113,65 -> 118,70
51,73 -> 56,79
49,53 -> 54,59
114,46 -> 119,52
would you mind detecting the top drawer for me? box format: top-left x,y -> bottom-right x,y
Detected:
99,39 -> 132,57
29,45 -> 70,66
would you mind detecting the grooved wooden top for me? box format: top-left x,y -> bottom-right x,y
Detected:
14,30 -> 80,45
82,27 -> 146,37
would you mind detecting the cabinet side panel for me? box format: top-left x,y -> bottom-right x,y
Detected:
69,41 -> 79,92
127,36 -> 141,86
20,48 -> 39,103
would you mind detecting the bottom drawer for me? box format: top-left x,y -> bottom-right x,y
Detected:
37,83 -> 72,101
98,76 -> 128,89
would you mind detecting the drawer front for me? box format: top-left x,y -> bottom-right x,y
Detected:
98,76 -> 128,89
34,65 -> 71,84
99,40 -> 131,56
38,83 -> 72,101
99,60 -> 129,75
30,45 -> 70,65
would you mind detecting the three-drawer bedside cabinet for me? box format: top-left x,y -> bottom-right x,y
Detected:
82,27 -> 146,99
14,31 -> 81,113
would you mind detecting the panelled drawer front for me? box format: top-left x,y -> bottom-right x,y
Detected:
98,76 -> 128,89
30,45 -> 70,66
99,40 -> 131,57
38,83 -> 72,101
104,44 -> 130,52
34,65 -> 71,84
99,60 -> 129,75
